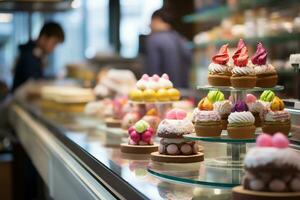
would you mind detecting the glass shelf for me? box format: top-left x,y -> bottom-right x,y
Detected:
147,161 -> 243,188
196,85 -> 284,92
184,133 -> 256,144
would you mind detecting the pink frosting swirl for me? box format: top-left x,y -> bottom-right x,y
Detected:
192,109 -> 221,122
261,109 -> 290,122
251,43 -> 267,65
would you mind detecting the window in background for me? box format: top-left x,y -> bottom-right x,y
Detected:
120,0 -> 163,58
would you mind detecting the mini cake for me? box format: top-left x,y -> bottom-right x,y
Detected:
142,108 -> 161,133
227,100 -> 256,139
129,74 -> 180,102
251,42 -> 278,88
231,39 -> 256,88
245,94 -> 264,127
121,112 -> 140,130
157,109 -> 198,155
242,133 -> 300,193
208,44 -> 232,86
208,90 -> 232,130
261,96 -> 291,136
121,120 -> 158,154
192,97 -> 222,137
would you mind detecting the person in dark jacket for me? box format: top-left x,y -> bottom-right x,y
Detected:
145,9 -> 192,88
12,22 -> 65,92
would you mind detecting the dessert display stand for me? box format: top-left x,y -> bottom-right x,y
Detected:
148,85 -> 286,188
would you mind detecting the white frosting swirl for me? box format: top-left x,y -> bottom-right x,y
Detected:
157,119 -> 194,136
228,111 -> 255,124
213,100 -> 232,116
263,110 -> 290,122
208,63 -> 231,74
146,81 -> 160,91
192,109 -> 221,122
253,64 -> 276,75
232,66 -> 255,75
158,78 -> 173,89
247,101 -> 264,113
136,79 -> 147,90
245,147 -> 300,170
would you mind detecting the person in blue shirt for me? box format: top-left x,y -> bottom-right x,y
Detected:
145,9 -> 192,88
12,22 -> 65,92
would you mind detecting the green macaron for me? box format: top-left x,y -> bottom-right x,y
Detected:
134,120 -> 149,133
207,90 -> 225,103
260,90 -> 275,102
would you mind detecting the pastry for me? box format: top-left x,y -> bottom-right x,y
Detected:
242,133 -> 300,192
121,112 -> 140,130
245,94 -> 264,127
251,42 -> 278,88
127,120 -> 155,145
208,90 -> 232,130
142,108 -> 161,132
231,39 -> 256,88
261,96 -> 291,136
129,73 -> 180,102
208,44 -> 232,86
192,97 -> 222,137
157,109 -> 198,155
227,101 -> 256,139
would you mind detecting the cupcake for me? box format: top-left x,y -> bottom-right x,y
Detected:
208,44 -> 232,86
208,90 -> 232,130
128,120 -> 155,145
251,42 -> 278,88
242,133 -> 300,193
192,97 -> 222,137
157,109 -> 198,155
261,96 -> 291,136
231,39 -> 256,88
142,108 -> 161,133
245,94 -> 264,127
227,100 -> 256,139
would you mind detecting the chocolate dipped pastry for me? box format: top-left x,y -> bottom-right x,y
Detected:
157,109 -> 198,155
242,133 -> 300,193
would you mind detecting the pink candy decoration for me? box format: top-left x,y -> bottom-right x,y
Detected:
166,109 -> 177,119
141,74 -> 149,81
151,74 -> 160,82
162,73 -> 169,80
165,109 -> 187,120
246,94 -> 257,104
176,109 -> 187,120
256,133 -> 289,148
128,126 -> 135,134
256,134 -> 273,147
147,127 -> 154,133
130,130 -> 141,143
142,131 -> 153,143
272,133 -> 289,148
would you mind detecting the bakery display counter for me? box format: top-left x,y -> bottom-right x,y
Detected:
10,99 -> 234,200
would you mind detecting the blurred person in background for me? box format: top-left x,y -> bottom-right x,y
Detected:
12,21 -> 65,92
145,8 -> 192,88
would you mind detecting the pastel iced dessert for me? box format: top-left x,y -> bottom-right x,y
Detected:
251,42 -> 278,88
129,74 -> 180,102
208,90 -> 232,130
261,96 -> 291,136
242,133 -> 300,193
208,44 -> 232,86
157,109 -> 198,155
246,94 -> 264,127
231,39 -> 256,88
192,97 -> 222,137
227,100 -> 256,139
128,120 -> 155,145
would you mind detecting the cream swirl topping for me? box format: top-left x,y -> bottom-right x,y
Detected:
136,79 -> 147,90
192,109 -> 221,122
262,110 -> 290,122
247,101 -> 264,113
232,66 -> 255,75
157,119 -> 194,136
158,78 -> 173,89
254,64 -> 276,75
208,63 -> 231,74
213,100 -> 232,116
228,111 -> 255,124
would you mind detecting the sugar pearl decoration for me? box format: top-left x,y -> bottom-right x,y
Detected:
166,144 -> 179,155
193,143 -> 199,153
269,179 -> 286,192
290,178 -> 300,191
249,179 -> 265,191
181,144 -> 192,155
158,144 -> 165,154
